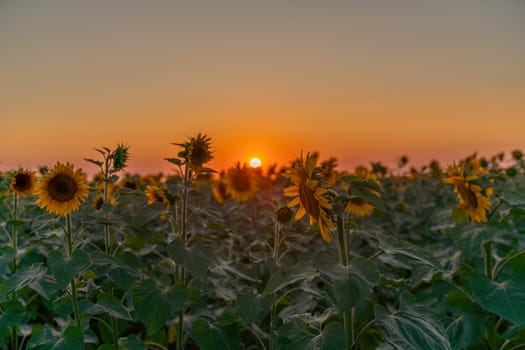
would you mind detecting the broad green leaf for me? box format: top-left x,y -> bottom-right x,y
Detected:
167,239 -> 213,281
0,300 -> 27,338
48,250 -> 90,289
0,264 -> 47,302
52,326 -> 84,350
95,293 -> 133,321
330,257 -> 380,313
276,318 -> 346,350
468,271 -> 525,326
118,335 -> 147,350
263,262 -> 317,296
235,293 -> 273,325
375,305 -> 451,350
191,319 -> 243,350
445,289 -> 488,350
133,280 -> 189,334
377,235 -> 442,270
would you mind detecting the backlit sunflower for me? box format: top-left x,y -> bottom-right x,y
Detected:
186,133 -> 213,170
36,162 -> 90,216
443,163 -> 491,222
224,162 -> 258,202
343,167 -> 381,218
283,153 -> 334,243
10,169 -> 37,196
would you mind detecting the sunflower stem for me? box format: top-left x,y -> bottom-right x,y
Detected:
336,214 -> 354,349
176,165 -> 191,350
66,214 -> 81,327
10,193 -> 19,274
103,156 -> 111,254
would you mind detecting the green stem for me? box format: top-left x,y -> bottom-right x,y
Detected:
111,316 -> 119,349
336,214 -> 353,350
66,214 -> 80,327
482,241 -> 493,279
493,249 -> 525,280
104,157 -> 111,254
176,166 -> 191,350
269,296 -> 276,350
273,222 -> 280,263
11,193 -> 19,273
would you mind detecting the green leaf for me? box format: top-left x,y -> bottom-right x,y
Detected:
0,246 -> 16,274
235,293 -> 273,325
0,264 -> 47,302
0,300 -> 27,338
27,325 -> 84,350
263,262 -> 317,296
377,235 -> 442,270
52,326 -> 84,350
118,335 -> 147,350
133,280 -> 189,334
276,319 -> 346,350
375,304 -> 451,350
48,250 -> 90,290
348,178 -> 385,212
191,319 -> 243,350
330,257 -> 380,313
167,239 -> 213,281
468,270 -> 525,326
95,293 -> 133,321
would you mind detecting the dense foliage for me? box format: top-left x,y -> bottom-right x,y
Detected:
1,144 -> 525,350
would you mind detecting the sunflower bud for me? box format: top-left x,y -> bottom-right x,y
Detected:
276,206 -> 293,223
111,144 -> 130,172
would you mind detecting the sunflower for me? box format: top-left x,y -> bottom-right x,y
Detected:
10,169 -> 37,196
145,185 -> 170,207
186,133 -> 213,170
224,162 -> 258,202
443,163 -> 491,222
343,167 -> 381,218
283,153 -> 334,243
211,177 -> 228,204
35,162 -> 90,216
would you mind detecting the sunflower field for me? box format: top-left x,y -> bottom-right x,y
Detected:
1,136 -> 525,350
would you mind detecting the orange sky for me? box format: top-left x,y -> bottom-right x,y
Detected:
1,1 -> 524,175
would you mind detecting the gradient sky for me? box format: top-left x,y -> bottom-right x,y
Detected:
1,1 -> 524,175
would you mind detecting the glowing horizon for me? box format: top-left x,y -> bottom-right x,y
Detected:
1,1 -> 524,176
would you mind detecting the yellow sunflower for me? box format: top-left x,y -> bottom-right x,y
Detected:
145,185 -> 170,207
343,167 -> 381,217
224,162 -> 258,202
211,177 -> 228,204
283,153 -> 334,243
35,162 -> 90,216
443,163 -> 491,223
10,169 -> 37,196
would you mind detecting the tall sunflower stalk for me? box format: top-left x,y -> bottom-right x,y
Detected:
8,169 -> 36,350
35,162 -> 89,328
166,133 -> 213,350
85,144 -> 129,254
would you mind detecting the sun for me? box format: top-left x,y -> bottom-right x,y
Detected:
249,157 -> 261,168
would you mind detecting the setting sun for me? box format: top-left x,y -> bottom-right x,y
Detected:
249,157 -> 261,168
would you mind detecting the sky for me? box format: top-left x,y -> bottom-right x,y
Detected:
1,0 -> 524,175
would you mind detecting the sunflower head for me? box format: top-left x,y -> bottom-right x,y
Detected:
284,153 -> 334,243
10,169 -> 37,196
224,162 -> 258,202
35,162 -> 90,216
110,143 -> 130,173
276,205 -> 294,223
175,133 -> 214,171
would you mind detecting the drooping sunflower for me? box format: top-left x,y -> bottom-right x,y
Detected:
343,166 -> 381,218
10,169 -> 37,196
35,162 -> 90,216
283,153 -> 334,243
224,162 -> 258,202
443,163 -> 491,222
